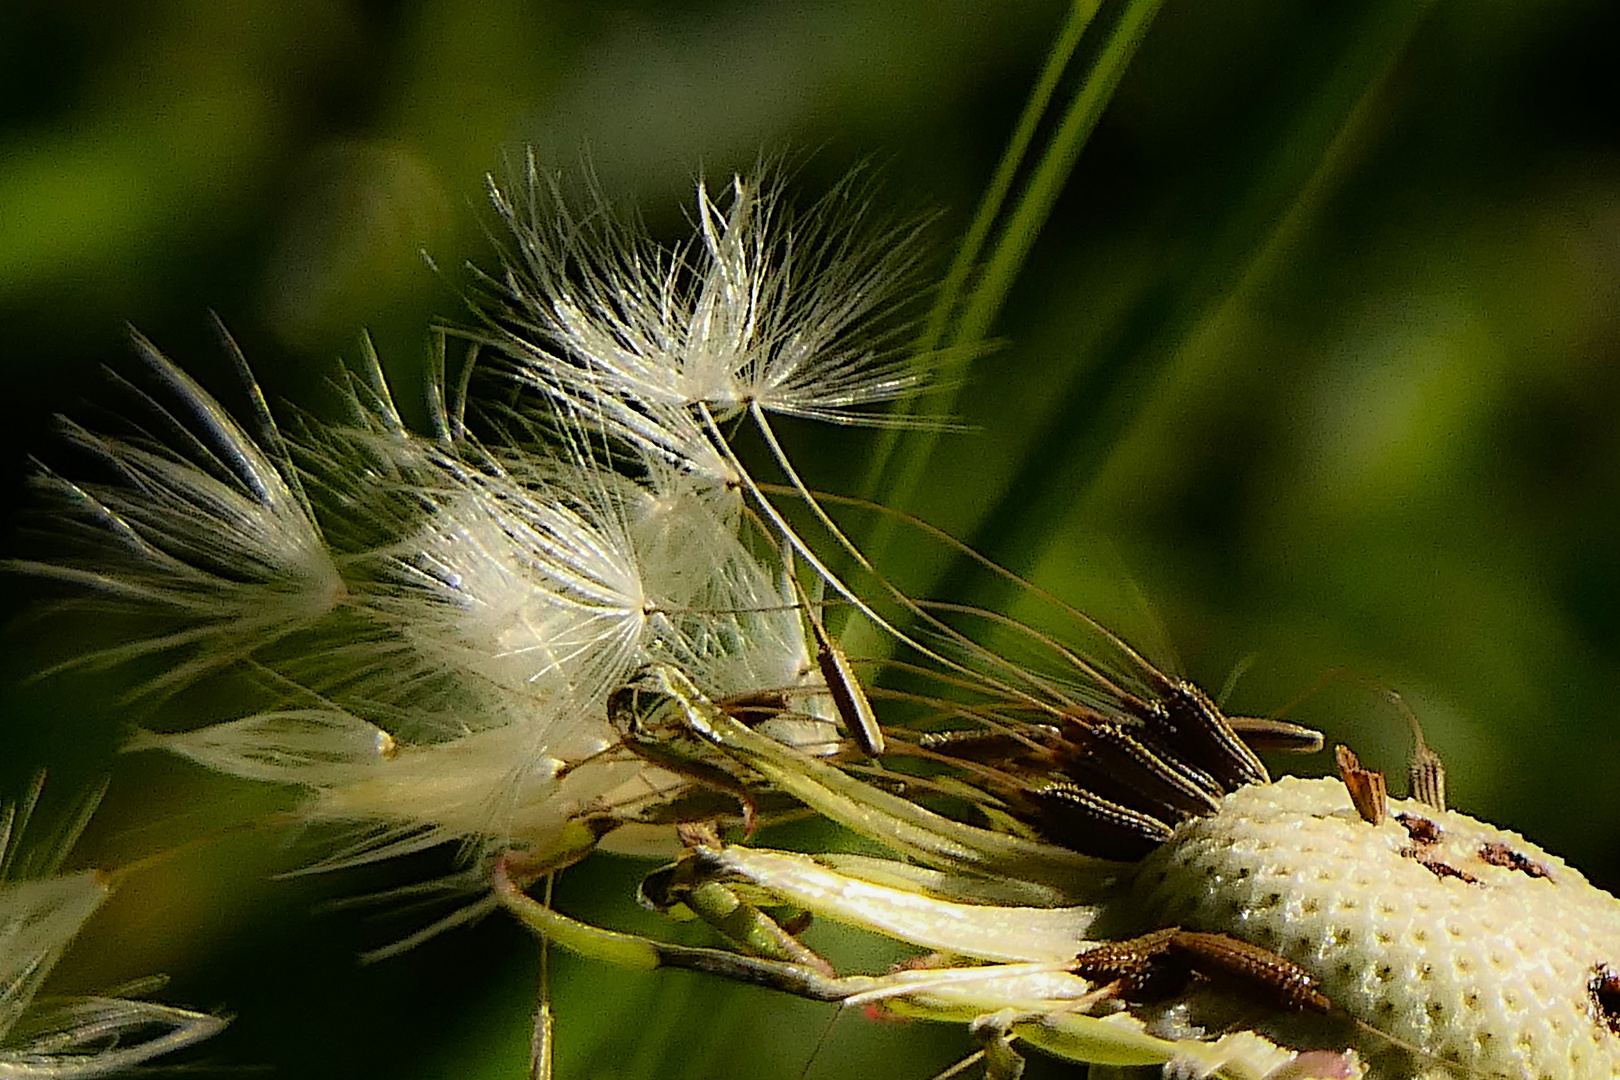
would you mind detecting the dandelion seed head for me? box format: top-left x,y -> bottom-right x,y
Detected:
1131,776 -> 1620,1077
13,155 -> 947,957
96,362 -> 818,879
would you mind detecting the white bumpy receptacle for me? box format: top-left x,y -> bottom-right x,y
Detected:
1129,776 -> 1620,1080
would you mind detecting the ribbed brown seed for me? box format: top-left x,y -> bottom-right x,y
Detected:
1135,681 -> 1270,791
920,716 -> 1220,827
809,613 -> 884,756
1335,744 -> 1388,827
910,668 -> 1308,861
1224,715 -> 1325,753
1169,930 -> 1333,1014
1059,717 -> 1222,819
1075,928 -> 1331,1014
916,725 -> 1066,767
1021,780 -> 1174,861
1073,927 -> 1187,1001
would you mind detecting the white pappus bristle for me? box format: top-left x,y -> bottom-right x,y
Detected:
0,778 -> 226,1075
469,158 -> 940,481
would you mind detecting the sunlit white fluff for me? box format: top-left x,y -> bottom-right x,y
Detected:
471,158 -> 937,479
12,329 -> 343,695
122,375 -> 818,873
308,443 -> 814,864
0,777 -> 225,1076
17,161 -> 928,915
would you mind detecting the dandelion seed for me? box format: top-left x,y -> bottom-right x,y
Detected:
113,355 -> 821,878
0,777 -> 225,1076
11,325 -> 343,695
467,157 -> 940,481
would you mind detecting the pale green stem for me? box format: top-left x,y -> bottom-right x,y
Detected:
641,662 -> 1123,894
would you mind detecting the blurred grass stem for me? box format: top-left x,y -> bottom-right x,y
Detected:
862,0 -> 1161,569
942,1 -> 1440,610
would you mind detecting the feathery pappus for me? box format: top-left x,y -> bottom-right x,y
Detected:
0,775 -> 225,1076
9,160 -> 939,940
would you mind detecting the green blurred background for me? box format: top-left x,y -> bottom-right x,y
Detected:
3,0 -> 1620,1077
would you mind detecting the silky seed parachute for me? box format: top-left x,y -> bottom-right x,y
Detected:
0,776 -> 224,1076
